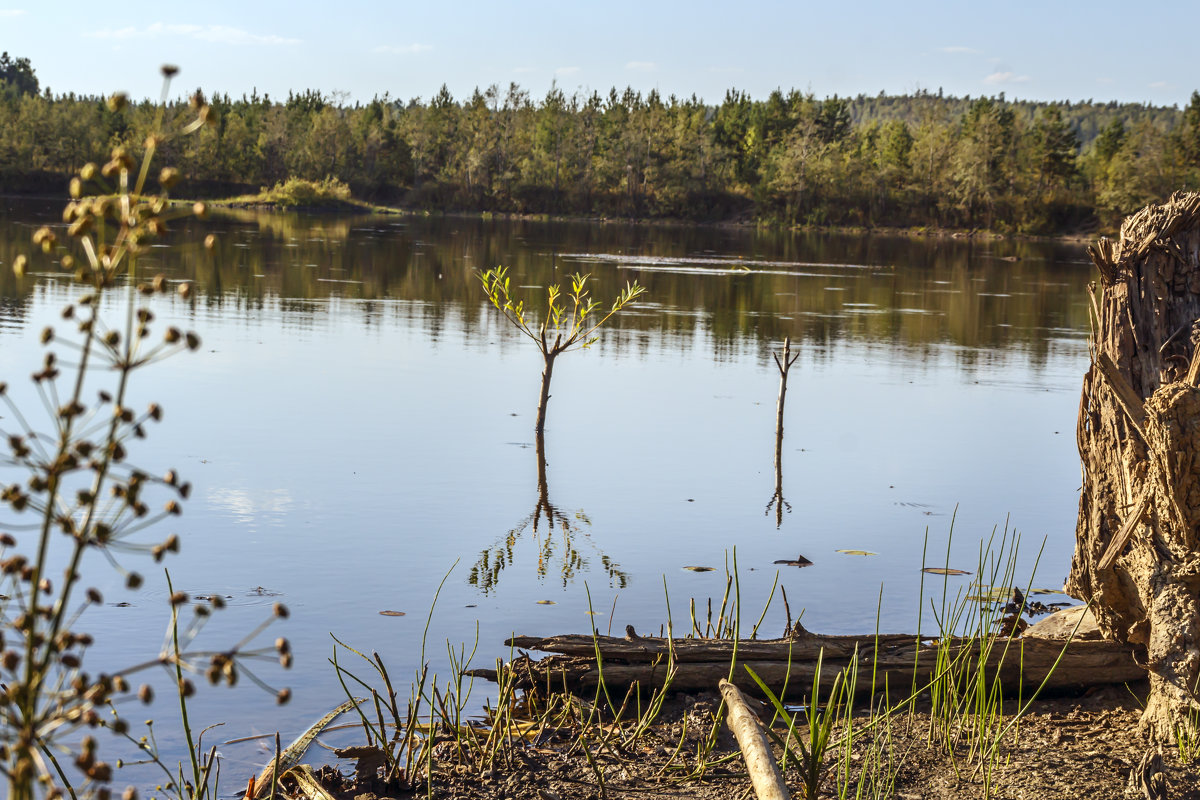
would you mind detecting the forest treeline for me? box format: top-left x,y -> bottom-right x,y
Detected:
3,53 -> 1200,233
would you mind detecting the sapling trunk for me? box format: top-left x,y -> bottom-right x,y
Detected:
535,350 -> 557,436
767,338 -> 799,527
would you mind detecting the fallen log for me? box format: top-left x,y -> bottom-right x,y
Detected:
466,612 -> 1143,698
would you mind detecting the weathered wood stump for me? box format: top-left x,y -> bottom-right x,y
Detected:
1067,190 -> 1200,740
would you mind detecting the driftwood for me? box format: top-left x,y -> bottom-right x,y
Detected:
466,614 -> 1143,698
1067,190 -> 1200,740
720,679 -> 791,800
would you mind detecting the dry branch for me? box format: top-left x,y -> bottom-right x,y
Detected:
720,679 -> 791,800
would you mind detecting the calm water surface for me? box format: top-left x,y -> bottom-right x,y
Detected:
0,198 -> 1091,781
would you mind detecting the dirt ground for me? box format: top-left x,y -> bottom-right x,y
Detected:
285,681 -> 1200,800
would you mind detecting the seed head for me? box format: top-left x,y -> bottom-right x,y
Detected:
107,93 -> 128,112
161,64 -> 179,78
273,602 -> 289,619
276,688 -> 292,705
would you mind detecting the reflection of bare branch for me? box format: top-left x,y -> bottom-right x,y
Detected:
469,434 -> 628,594
765,338 -> 800,528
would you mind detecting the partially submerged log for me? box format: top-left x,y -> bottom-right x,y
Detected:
466,613 -> 1143,698
1067,191 -> 1200,740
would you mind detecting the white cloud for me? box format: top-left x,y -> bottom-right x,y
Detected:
1149,80 -> 1168,88
940,45 -> 980,54
626,60 -> 656,71
374,43 -> 433,55
513,66 -> 536,74
0,9 -> 26,17
555,66 -> 580,76
86,22 -> 300,46
983,71 -> 1030,85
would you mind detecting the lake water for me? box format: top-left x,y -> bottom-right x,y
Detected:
0,198 -> 1092,783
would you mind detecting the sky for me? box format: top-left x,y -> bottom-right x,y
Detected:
2,1 -> 1198,108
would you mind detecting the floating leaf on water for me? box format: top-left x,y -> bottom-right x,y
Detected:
682,566 -> 715,572
378,610 -> 406,617
584,610 -> 601,615
923,567 -> 971,576
536,600 -> 557,605
835,549 -> 877,556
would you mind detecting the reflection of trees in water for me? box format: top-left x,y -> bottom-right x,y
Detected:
1,203 -> 1091,369
765,338 -> 800,528
469,435 -> 628,594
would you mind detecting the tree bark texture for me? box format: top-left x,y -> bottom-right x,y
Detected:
535,351 -> 556,435
1066,191 -> 1200,740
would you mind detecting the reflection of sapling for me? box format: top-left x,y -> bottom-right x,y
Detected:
479,266 -> 644,435
1,65 -> 290,800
